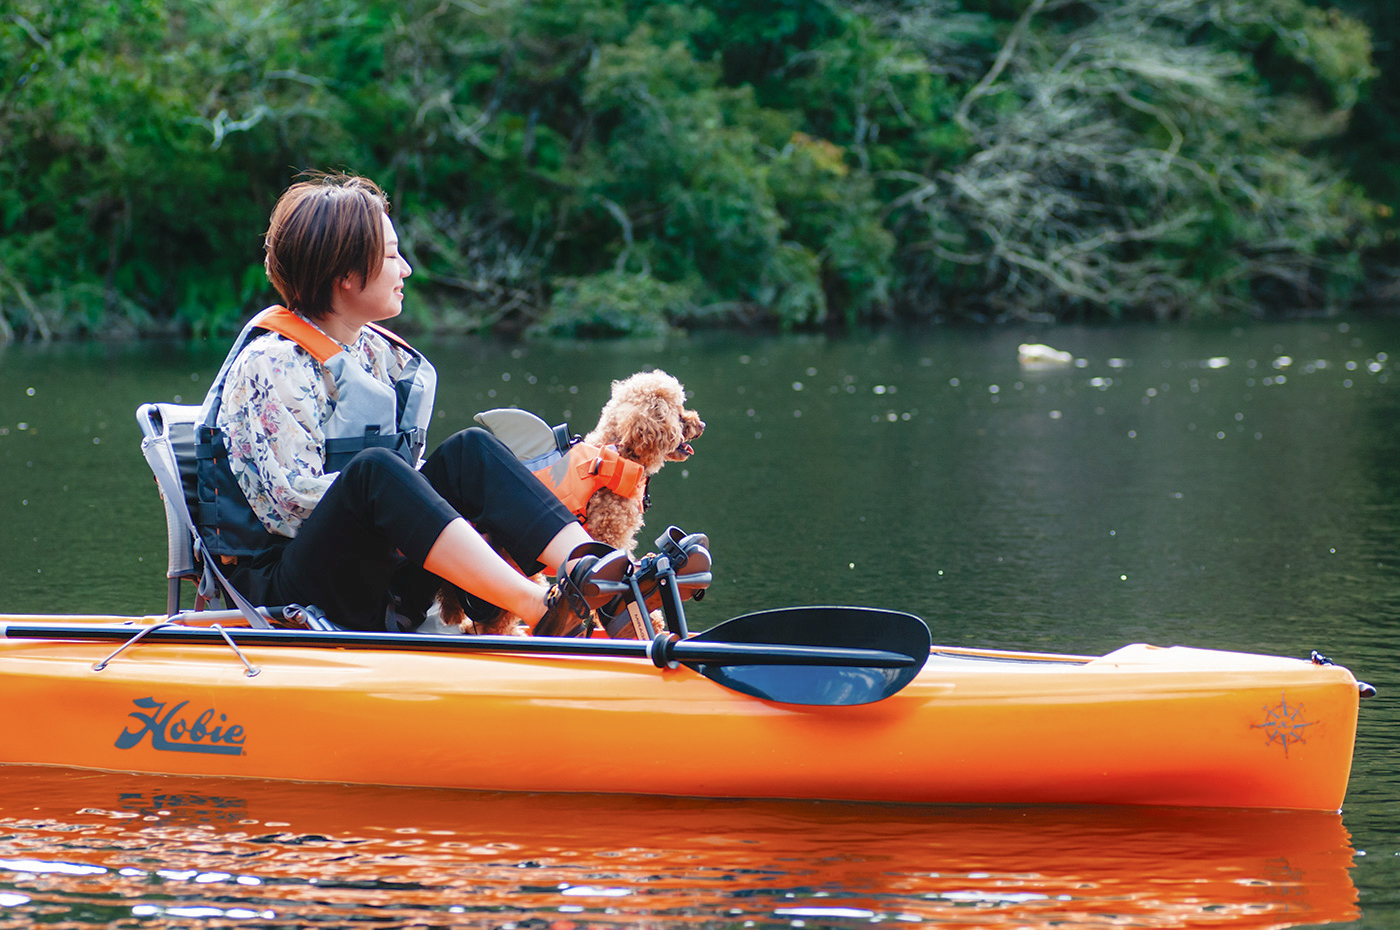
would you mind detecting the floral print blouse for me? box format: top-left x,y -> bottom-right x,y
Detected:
217,322 -> 414,538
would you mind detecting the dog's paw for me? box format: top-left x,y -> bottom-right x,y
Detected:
462,615 -> 529,636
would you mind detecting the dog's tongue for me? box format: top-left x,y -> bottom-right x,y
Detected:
680,442 -> 694,457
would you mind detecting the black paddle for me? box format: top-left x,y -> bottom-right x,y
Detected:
1,607 -> 930,707
687,606 -> 932,705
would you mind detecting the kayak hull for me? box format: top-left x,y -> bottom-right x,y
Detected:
0,615 -> 1361,810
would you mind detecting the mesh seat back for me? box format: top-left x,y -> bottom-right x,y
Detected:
137,403 -> 202,592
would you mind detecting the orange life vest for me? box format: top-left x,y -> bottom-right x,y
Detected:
253,305 -> 419,364
196,305 -> 436,557
533,442 -> 646,519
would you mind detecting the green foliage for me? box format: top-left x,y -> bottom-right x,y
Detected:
0,0 -> 1389,339
1226,0 -> 1377,109
0,0 -> 364,337
880,0 -> 1378,319
534,270 -> 692,337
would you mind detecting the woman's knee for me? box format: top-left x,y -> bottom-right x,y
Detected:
425,427 -> 518,481
341,447 -> 416,485
439,427 -> 509,461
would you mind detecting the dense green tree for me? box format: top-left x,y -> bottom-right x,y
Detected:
878,0 -> 1377,319
1331,0 -> 1400,279
0,0 -> 1386,339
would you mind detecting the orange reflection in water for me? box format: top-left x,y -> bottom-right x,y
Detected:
0,766 -> 1358,929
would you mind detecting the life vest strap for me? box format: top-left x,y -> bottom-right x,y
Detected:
535,442 -> 647,518
325,426 -> 429,468
251,308 -> 414,361
250,306 -> 341,363
578,445 -> 645,501
367,320 -> 413,351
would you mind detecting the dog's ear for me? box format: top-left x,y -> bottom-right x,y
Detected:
620,394 -> 682,471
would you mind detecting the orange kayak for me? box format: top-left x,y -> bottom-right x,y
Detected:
0,611 -> 1365,811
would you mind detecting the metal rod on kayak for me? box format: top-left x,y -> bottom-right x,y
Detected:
0,607 -> 933,706
0,623 -> 917,669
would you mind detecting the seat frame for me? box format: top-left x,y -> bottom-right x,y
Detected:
136,403 -> 274,628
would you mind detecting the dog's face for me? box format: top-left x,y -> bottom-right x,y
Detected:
592,370 -> 704,473
674,406 -> 704,460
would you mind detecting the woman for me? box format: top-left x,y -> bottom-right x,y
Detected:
194,173 -> 622,634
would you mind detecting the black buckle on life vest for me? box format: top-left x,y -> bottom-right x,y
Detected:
553,423 -> 576,456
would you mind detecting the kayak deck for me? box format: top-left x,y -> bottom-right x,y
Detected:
0,613 -> 1363,811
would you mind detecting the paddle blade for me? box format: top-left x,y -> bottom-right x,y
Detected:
688,606 -> 931,706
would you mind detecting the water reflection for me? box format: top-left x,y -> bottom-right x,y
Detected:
0,767 -> 1358,929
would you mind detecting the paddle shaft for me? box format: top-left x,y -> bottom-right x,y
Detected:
0,623 -> 918,669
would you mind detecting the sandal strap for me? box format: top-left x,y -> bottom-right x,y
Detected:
603,599 -> 652,639
537,584 -> 600,638
656,525 -> 709,564
555,543 -> 631,614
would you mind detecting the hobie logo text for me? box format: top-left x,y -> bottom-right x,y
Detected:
115,697 -> 246,755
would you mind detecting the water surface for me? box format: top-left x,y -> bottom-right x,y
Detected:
1,318 -> 1397,927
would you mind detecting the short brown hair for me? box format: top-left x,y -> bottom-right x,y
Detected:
264,173 -> 389,319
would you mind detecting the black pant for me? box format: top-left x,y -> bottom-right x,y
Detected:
229,428 -> 577,631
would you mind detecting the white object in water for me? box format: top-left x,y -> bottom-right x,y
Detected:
1018,343 -> 1074,366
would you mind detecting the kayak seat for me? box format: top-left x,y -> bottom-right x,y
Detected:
136,403 -> 206,614
136,403 -> 275,629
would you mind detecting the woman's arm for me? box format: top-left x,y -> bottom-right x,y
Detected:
219,335 -> 337,537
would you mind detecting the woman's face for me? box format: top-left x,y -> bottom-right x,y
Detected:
334,212 -> 411,327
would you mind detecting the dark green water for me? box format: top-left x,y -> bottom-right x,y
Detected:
1,318 -> 1397,928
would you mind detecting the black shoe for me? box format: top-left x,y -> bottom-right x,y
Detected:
657,525 -> 709,565
534,542 -> 631,637
598,526 -> 712,637
643,526 -> 712,604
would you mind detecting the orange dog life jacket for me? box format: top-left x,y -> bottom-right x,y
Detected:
533,442 -> 647,519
